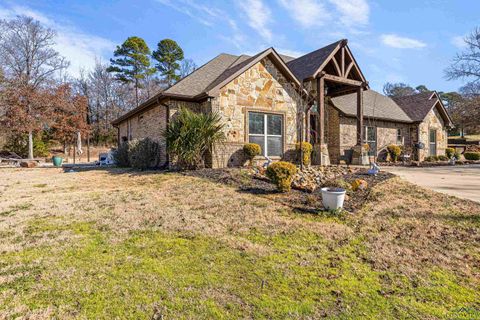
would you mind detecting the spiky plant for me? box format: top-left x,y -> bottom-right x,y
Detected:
164,108 -> 225,169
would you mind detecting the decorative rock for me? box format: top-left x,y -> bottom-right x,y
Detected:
20,161 -> 37,168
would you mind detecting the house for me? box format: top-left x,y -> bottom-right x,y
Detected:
112,39 -> 452,167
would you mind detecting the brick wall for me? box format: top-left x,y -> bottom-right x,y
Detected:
116,104 -> 168,166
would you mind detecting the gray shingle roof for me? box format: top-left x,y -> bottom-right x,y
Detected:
331,90 -> 413,123
286,40 -> 342,81
164,53 -> 240,97
392,91 -> 437,122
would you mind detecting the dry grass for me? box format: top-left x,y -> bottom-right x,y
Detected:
0,167 -> 479,319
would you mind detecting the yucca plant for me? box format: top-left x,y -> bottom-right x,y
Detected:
164,108 -> 225,169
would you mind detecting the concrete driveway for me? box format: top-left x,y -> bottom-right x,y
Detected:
384,164 -> 480,203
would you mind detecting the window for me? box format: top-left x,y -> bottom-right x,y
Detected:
429,129 -> 437,156
248,112 -> 283,157
364,126 -> 376,156
396,128 -> 403,144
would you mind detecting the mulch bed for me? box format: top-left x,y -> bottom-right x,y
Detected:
183,167 -> 394,214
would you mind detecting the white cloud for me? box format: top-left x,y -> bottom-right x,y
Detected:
451,35 -> 467,49
156,0 -> 247,48
278,0 -> 331,28
237,0 -> 273,42
329,0 -> 369,26
381,34 -> 427,49
0,5 -> 115,77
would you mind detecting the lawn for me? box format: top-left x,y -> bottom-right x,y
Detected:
0,167 -> 479,319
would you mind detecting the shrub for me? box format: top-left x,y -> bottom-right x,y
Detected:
437,155 -> 449,161
128,138 -> 161,170
424,155 -> 438,162
445,147 -> 455,159
464,152 -> 480,161
164,108 -> 225,170
454,151 -> 462,160
4,133 -> 50,158
295,142 -> 313,166
266,161 -> 297,192
243,143 -> 261,166
386,144 -> 402,162
351,179 -> 368,191
113,142 -> 130,167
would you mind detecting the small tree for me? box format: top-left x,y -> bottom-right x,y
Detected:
164,108 -> 225,170
107,36 -> 155,107
0,16 -> 69,159
152,39 -> 184,86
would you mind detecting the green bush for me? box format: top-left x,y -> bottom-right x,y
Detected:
243,143 -> 261,166
387,144 -> 402,162
464,152 -> 480,161
454,151 -> 462,160
295,142 -> 313,166
424,155 -> 438,162
437,155 -> 449,161
266,161 -> 297,192
4,133 -> 50,158
128,138 -> 161,170
445,147 -> 455,159
113,142 -> 130,167
164,108 -> 225,170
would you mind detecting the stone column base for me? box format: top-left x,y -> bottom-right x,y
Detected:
351,145 -> 369,165
312,143 -> 330,166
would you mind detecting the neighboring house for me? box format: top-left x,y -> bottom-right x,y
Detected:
112,39 -> 452,167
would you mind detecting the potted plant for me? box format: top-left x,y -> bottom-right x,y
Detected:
321,187 -> 346,210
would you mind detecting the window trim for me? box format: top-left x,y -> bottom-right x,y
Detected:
364,125 -> 377,156
396,128 -> 403,144
247,110 -> 285,157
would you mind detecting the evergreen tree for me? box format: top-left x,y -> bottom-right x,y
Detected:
107,36 -> 155,107
152,39 -> 184,86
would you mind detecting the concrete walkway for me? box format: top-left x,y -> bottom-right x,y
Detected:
383,164 -> 480,203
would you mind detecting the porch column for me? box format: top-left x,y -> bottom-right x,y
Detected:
317,76 -> 325,165
356,86 -> 364,145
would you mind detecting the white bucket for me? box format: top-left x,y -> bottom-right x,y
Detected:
321,187 -> 346,210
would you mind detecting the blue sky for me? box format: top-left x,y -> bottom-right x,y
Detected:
1,0 -> 478,93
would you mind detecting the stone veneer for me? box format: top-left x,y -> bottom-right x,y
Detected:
210,57 -> 302,168
417,106 -> 447,161
327,105 -> 413,163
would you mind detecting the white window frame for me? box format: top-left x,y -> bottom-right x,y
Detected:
396,128 -> 403,144
248,112 -> 283,157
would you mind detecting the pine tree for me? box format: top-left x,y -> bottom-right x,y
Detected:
152,39 -> 184,86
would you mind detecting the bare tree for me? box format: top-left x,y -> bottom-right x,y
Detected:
179,59 -> 197,79
0,15 -> 69,159
446,27 -> 480,83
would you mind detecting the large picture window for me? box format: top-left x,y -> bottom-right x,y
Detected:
248,112 -> 283,157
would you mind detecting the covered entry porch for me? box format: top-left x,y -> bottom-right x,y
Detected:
287,39 -> 369,165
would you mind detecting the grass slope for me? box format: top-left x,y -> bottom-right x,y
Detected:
0,168 -> 479,319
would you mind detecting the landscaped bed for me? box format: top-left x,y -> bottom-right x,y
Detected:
0,167 -> 479,319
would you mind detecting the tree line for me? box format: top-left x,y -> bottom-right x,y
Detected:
382,28 -> 480,136
0,15 -> 195,159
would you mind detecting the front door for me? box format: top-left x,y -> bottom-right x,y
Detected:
429,129 -> 437,156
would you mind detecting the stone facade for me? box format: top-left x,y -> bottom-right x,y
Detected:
327,105 -> 413,163
417,106 -> 447,161
210,57 -> 302,168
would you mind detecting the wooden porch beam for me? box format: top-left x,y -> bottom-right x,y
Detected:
331,56 -> 342,77
344,61 -> 354,78
323,73 -> 363,87
356,86 -> 364,146
317,76 -> 325,164
341,47 -> 345,77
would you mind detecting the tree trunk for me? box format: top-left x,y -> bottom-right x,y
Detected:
28,131 -> 34,159
135,78 -> 139,107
